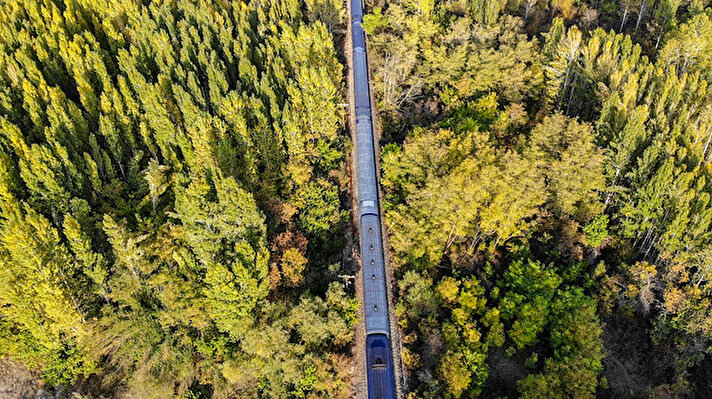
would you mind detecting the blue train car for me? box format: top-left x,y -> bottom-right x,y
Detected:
366,334 -> 396,399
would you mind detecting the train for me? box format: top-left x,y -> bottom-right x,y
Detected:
350,0 -> 397,397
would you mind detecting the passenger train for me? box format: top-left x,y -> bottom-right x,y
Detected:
350,0 -> 397,397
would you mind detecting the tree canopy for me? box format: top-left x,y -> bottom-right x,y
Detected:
370,0 -> 712,397
0,0 -> 355,397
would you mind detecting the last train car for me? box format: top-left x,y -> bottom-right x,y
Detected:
366,334 -> 396,399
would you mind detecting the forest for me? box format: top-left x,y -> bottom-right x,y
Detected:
365,0 -> 712,396
2,0 -> 712,398
0,0 -> 356,398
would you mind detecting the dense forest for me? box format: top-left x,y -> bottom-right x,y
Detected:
365,0 -> 712,396
0,0 -> 357,398
2,0 -> 712,397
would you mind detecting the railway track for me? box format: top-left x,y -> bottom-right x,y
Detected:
348,0 -> 398,398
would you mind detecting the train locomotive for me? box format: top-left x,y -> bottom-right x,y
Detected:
351,0 -> 396,397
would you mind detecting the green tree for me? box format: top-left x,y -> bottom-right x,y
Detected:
518,288 -> 603,399
657,12 -> 712,79
173,172 -> 269,338
527,114 -> 605,218
499,259 -> 562,349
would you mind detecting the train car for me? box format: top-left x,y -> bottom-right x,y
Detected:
350,0 -> 397,397
366,334 -> 396,399
361,214 -> 388,335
